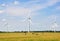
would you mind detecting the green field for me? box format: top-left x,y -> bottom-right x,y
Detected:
0,32 -> 60,41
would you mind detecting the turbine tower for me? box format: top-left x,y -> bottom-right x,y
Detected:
28,17 -> 31,32
51,16 -> 58,32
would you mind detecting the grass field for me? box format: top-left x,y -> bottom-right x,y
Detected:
0,32 -> 60,41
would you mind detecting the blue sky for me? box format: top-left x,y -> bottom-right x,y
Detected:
0,0 -> 60,31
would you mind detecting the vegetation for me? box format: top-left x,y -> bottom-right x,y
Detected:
0,32 -> 60,41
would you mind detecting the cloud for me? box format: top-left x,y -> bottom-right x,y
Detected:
0,0 -> 59,16
4,7 -> 32,16
24,0 -> 59,11
0,0 -> 60,31
43,0 -> 57,7
2,19 -> 6,22
1,4 -> 6,6
0,10 -> 4,13
13,1 -> 20,5
56,6 -> 60,10
1,3 -> 8,7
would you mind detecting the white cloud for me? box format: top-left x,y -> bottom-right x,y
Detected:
0,10 -> 4,13
4,7 -> 32,16
0,0 -> 60,31
1,4 -> 6,6
0,0 -> 59,16
2,19 -> 6,22
13,1 -> 20,5
24,0 -> 59,11
0,3 -> 8,7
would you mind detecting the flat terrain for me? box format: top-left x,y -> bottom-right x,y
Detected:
0,32 -> 60,41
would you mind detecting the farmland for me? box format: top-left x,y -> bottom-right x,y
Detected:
0,32 -> 60,41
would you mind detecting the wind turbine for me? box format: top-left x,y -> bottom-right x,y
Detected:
23,15 -> 32,33
28,16 -> 31,32
2,19 -> 9,32
51,16 -> 58,32
51,22 -> 58,32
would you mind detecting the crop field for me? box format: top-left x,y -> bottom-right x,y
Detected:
0,32 -> 60,41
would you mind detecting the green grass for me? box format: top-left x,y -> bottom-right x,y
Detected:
0,38 -> 59,41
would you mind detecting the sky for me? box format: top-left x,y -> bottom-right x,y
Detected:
0,0 -> 60,31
